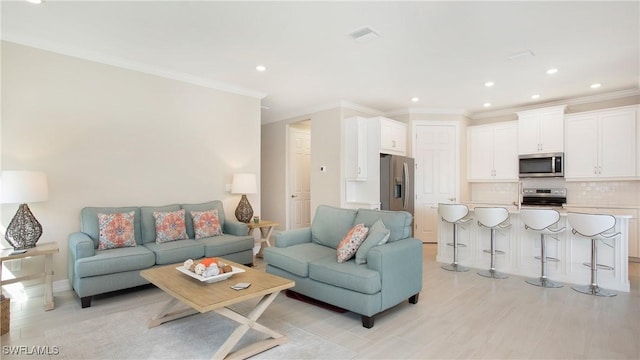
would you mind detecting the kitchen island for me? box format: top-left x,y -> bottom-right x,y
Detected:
436,206 -> 630,292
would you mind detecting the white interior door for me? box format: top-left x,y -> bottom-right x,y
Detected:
414,123 -> 458,243
288,127 -> 311,229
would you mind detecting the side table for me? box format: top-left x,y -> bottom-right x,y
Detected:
247,221 -> 279,259
0,242 -> 59,311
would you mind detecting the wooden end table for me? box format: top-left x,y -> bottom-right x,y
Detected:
140,260 -> 294,360
0,242 -> 59,310
247,220 -> 279,259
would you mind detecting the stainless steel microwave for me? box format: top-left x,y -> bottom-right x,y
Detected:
518,152 -> 564,178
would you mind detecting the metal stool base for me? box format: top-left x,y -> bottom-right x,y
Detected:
525,277 -> 563,288
441,263 -> 470,272
477,269 -> 509,279
572,284 -> 617,297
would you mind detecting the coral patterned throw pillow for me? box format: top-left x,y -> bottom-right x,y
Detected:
336,223 -> 369,263
97,211 -> 137,250
191,209 -> 223,239
153,209 -> 189,243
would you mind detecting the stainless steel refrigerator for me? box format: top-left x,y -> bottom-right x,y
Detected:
380,154 -> 414,214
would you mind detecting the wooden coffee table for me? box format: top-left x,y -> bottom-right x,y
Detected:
140,260 -> 294,360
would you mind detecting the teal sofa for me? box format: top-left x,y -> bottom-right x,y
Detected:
68,200 -> 254,308
263,205 -> 423,328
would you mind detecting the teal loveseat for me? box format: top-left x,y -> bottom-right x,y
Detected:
263,205 -> 423,328
68,200 -> 254,308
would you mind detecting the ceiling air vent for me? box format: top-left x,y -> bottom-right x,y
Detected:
508,50 -> 535,61
349,26 -> 380,42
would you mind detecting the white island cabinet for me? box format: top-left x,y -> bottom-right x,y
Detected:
436,207 -> 630,292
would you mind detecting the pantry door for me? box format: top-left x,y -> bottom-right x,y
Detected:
413,122 -> 460,243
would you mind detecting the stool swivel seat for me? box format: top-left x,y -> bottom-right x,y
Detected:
438,203 -> 473,272
475,207 -> 511,279
520,209 -> 565,288
567,212 -> 620,297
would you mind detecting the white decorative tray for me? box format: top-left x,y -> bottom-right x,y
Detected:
176,265 -> 245,283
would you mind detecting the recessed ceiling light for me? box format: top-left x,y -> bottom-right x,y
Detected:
531,94 -> 540,99
590,83 -> 602,89
483,103 -> 491,108
260,105 -> 271,110
411,97 -> 420,103
255,65 -> 267,72
484,81 -> 494,87
25,0 -> 44,3
546,68 -> 558,75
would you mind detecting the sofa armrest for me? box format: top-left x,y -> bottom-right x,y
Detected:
68,232 -> 96,259
273,228 -> 312,247
366,238 -> 423,308
223,220 -> 249,236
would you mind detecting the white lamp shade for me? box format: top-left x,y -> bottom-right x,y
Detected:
0,171 -> 49,204
231,173 -> 257,195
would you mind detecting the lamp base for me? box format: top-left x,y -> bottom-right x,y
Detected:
235,195 -> 254,223
5,204 -> 43,250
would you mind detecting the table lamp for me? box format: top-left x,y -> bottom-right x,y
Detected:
1,171 -> 49,249
231,173 -> 257,223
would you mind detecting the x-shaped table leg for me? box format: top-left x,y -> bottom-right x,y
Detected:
211,290 -> 286,359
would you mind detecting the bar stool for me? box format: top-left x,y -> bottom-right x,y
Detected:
520,209 -> 565,288
567,212 -> 620,297
475,207 -> 511,279
438,203 -> 473,272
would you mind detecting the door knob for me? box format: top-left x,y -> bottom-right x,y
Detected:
291,194 -> 298,198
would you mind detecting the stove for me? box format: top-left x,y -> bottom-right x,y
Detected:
521,188 -> 567,207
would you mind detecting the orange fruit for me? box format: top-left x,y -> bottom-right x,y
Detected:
200,258 -> 219,267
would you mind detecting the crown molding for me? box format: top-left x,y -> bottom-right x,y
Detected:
2,36 -> 267,99
385,107 -> 468,117
469,88 -> 640,120
266,100 -> 384,124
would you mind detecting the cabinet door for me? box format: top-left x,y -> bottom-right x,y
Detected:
565,114 -> 599,178
599,109 -> 636,178
539,109 -> 564,153
344,117 -> 367,180
468,126 -> 494,180
380,119 -> 406,155
493,122 -> 519,180
517,113 -> 541,155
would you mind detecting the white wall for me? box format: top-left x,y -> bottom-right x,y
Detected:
0,41 -> 261,288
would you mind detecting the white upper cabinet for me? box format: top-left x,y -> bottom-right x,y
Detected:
344,116 -> 368,180
517,105 -> 566,155
565,106 -> 638,180
468,121 -> 518,181
378,117 -> 407,155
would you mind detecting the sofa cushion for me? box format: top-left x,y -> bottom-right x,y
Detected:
308,257 -> 381,295
196,234 -> 254,258
75,246 -> 155,278
143,239 -> 205,265
263,243 -> 336,277
336,224 -> 369,263
97,211 -> 137,250
182,201 -> 227,239
140,204 -> 181,244
153,209 -> 189,243
81,207 -> 143,248
354,208 -> 413,242
191,209 -> 223,239
311,205 -> 358,249
355,219 -> 391,265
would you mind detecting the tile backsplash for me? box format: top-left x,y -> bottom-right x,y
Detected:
565,181 -> 640,206
470,180 -> 640,207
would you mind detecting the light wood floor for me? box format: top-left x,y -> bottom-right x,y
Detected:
2,244 -> 639,359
